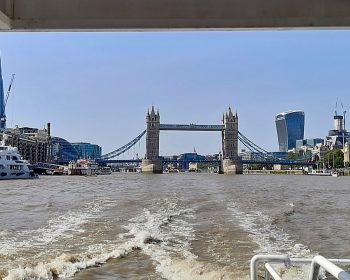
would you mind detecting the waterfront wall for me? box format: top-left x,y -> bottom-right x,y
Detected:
244,170 -> 304,175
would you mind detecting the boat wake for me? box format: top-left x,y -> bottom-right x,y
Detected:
0,198 -> 111,257
228,202 -> 309,256
2,197 -> 238,280
3,197 -> 313,280
227,202 -> 313,280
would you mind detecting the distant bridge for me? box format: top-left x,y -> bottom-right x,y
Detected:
97,158 -> 312,166
98,128 -> 312,166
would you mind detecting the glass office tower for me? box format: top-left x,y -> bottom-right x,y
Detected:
275,110 -> 305,152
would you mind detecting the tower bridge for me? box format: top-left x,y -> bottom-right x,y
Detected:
97,106 -> 313,173
141,106 -> 241,174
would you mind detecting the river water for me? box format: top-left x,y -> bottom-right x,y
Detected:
0,173 -> 349,280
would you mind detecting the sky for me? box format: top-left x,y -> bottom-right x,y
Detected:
0,31 -> 350,158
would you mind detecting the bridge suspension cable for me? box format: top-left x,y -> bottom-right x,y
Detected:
100,130 -> 146,160
238,131 -> 276,160
238,131 -> 312,163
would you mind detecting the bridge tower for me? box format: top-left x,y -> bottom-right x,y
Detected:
141,106 -> 163,173
222,107 -> 238,159
221,107 -> 242,174
146,106 -> 160,159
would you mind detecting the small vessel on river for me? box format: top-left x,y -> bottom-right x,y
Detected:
307,169 -> 331,176
67,159 -> 99,176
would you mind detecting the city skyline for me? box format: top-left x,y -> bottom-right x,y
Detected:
0,31 -> 349,156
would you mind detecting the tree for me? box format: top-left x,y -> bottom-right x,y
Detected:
287,152 -> 301,160
321,149 -> 344,168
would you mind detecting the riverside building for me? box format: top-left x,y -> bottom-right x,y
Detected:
0,126 -> 49,163
325,111 -> 350,149
275,110 -> 305,152
71,142 -> 102,160
50,137 -> 80,164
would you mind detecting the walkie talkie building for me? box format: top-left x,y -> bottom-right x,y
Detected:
275,110 -> 305,152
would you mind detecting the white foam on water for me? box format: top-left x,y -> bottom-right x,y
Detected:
4,221 -> 238,280
2,198 -> 204,280
120,198 -> 242,280
228,202 -> 310,257
4,247 -> 134,280
0,198 -> 115,256
0,229 -> 14,237
5,197 -> 312,280
228,202 -> 314,280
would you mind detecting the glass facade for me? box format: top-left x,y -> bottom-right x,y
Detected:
71,142 -> 102,160
275,111 -> 305,152
296,138 -> 323,149
50,139 -> 102,163
51,137 -> 80,164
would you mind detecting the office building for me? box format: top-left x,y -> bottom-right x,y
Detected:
51,137 -> 80,164
296,138 -> 324,150
325,111 -> 350,149
275,110 -> 305,152
71,142 -> 102,160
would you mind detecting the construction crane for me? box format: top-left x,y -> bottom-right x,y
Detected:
0,74 -> 15,129
3,74 -> 15,111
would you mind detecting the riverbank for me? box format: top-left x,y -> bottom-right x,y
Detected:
244,169 -> 350,176
243,170 -> 304,175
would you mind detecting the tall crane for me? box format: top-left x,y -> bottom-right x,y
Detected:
3,74 -> 15,111
0,74 -> 15,129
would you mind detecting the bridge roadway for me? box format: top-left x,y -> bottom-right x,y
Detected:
159,124 -> 224,131
1,0 -> 350,31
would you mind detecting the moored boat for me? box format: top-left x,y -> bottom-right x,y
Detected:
67,159 -> 99,176
306,169 -> 331,176
0,144 -> 38,179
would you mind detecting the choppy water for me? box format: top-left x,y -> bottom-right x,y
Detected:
0,173 -> 349,280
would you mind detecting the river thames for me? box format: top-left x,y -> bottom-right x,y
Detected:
0,173 -> 349,280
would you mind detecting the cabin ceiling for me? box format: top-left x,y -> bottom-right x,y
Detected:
1,0 -> 350,31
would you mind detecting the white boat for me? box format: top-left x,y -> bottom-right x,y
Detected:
67,159 -> 99,176
0,145 -> 38,180
307,169 -> 331,176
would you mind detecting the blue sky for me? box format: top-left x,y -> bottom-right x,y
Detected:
0,31 -> 349,157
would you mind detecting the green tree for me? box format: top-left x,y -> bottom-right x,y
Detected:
321,149 -> 344,168
287,152 -> 300,160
